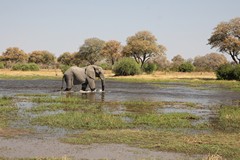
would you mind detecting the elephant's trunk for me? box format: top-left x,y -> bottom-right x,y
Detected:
100,74 -> 105,91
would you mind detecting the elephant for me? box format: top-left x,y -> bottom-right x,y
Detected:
61,65 -> 105,92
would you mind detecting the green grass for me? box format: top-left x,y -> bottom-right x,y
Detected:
110,78 -> 240,91
32,96 -> 88,104
23,93 -> 240,158
31,111 -> 200,130
122,101 -> 198,113
0,97 -> 17,128
28,103 -> 100,113
0,96 -> 13,106
217,106 -> 240,131
31,112 -> 129,130
62,129 -> 240,159
29,95 -> 201,130
129,112 -> 199,128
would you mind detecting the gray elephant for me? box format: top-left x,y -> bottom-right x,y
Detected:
61,65 -> 105,92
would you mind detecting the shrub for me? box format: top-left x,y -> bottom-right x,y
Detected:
215,64 -> 235,80
142,63 -> 157,74
99,63 -> 112,70
113,58 -> 141,76
178,62 -> 194,72
28,63 -> 40,71
59,65 -> 71,74
233,65 -> 240,81
12,63 -> 39,71
0,62 -> 4,69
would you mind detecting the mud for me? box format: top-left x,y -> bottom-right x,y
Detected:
0,79 -> 240,159
0,137 -> 204,160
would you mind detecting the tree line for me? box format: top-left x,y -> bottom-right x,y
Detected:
0,17 -> 239,73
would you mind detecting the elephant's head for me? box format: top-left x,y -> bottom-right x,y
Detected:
86,65 -> 105,91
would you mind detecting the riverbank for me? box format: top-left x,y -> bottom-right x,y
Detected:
0,69 -> 216,80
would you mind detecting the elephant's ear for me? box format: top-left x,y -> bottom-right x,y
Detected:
86,65 -> 96,79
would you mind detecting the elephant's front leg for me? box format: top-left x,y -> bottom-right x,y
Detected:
87,78 -> 96,92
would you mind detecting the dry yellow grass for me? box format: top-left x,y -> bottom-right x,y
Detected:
0,69 -> 63,77
107,71 -> 216,80
0,69 -> 216,80
0,128 -> 31,137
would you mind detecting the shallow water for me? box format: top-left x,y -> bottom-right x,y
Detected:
0,79 -> 238,159
0,79 -> 239,105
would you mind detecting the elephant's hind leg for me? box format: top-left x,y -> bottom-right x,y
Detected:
65,76 -> 73,91
81,82 -> 88,91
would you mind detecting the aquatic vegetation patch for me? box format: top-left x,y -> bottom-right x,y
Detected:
29,95 -> 204,130
62,129 -> 240,159
217,106 -> 240,131
28,103 -> 100,113
128,112 -> 199,128
31,112 -> 129,130
0,96 -> 17,128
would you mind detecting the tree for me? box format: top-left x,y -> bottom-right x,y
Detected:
193,53 -> 228,71
122,31 -> 166,67
148,54 -> 171,71
208,17 -> 240,64
77,38 -> 105,65
113,57 -> 141,76
2,47 -> 28,63
29,50 -> 55,65
57,52 -> 74,66
101,40 -> 122,65
178,62 -> 195,72
171,54 -> 185,71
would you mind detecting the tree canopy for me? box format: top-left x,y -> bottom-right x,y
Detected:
101,40 -> 122,65
122,31 -> 166,67
1,47 -> 28,63
171,54 -> 185,71
193,53 -> 228,71
28,50 -> 55,65
208,17 -> 240,64
77,38 -> 105,65
57,52 -> 74,66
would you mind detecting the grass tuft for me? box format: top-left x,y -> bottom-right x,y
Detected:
31,112 -> 129,130
217,106 -> 240,131
62,129 -> 240,159
0,96 -> 17,128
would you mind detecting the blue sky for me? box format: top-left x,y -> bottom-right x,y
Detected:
0,0 -> 239,60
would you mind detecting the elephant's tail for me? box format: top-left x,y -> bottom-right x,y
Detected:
61,75 -> 65,91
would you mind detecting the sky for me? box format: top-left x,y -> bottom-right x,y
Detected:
0,0 -> 239,61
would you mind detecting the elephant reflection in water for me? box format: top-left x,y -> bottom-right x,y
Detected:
61,65 -> 105,92
81,92 -> 105,102
65,91 -> 105,102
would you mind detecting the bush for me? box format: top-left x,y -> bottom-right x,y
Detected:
216,64 -> 235,80
232,65 -> 240,81
12,63 -> 39,71
142,63 -> 157,74
0,62 -> 4,69
178,62 -> 194,72
113,58 -> 141,76
28,63 -> 40,71
99,63 -> 112,70
59,65 -> 71,74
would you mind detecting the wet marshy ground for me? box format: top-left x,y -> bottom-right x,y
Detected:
1,79 -> 240,131
1,79 -> 240,159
